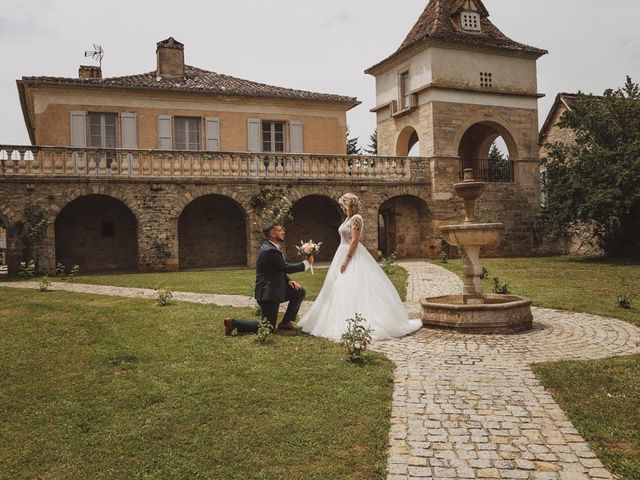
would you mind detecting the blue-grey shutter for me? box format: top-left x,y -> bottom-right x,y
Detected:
290,120 -> 304,153
121,112 -> 138,149
70,111 -> 87,147
205,117 -> 221,151
247,118 -> 261,152
157,115 -> 173,149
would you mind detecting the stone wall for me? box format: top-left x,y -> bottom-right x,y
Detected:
0,160 -> 540,274
0,178 -> 437,274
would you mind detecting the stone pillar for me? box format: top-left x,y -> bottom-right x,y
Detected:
359,191 -> 380,259
5,225 -> 21,276
514,159 -> 541,207
429,156 -> 460,201
36,223 -> 56,274
138,210 -> 179,272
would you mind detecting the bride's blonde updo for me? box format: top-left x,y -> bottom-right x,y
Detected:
338,193 -> 360,215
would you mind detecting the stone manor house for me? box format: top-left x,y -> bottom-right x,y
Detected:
0,0 -> 547,275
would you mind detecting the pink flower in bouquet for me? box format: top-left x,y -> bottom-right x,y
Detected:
296,240 -> 322,274
296,240 -> 322,256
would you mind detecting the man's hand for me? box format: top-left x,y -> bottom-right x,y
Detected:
306,254 -> 314,265
288,280 -> 302,290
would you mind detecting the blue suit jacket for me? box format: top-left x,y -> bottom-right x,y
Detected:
254,241 -> 305,303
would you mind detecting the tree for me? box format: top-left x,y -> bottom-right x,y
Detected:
346,128 -> 362,155
542,76 -> 640,257
487,143 -> 510,181
364,129 -> 378,155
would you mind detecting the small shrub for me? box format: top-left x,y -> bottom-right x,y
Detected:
19,260 -> 36,279
480,266 -> 489,280
491,276 -> 511,295
380,252 -> 398,275
155,286 -> 173,307
55,263 -> 66,277
39,275 -> 52,292
55,263 -> 80,281
439,250 -> 448,264
616,293 -> 632,310
256,317 -> 273,343
341,313 -> 373,364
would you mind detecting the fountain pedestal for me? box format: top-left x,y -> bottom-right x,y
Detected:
421,170 -> 533,334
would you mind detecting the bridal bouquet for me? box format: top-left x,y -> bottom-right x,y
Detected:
296,240 -> 322,275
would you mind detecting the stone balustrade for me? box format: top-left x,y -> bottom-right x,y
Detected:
0,145 -> 419,182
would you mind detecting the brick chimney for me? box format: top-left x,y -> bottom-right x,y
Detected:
78,65 -> 102,79
156,37 -> 185,79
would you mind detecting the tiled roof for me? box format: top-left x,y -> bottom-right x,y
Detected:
539,93 -> 578,143
19,65 -> 359,105
367,0 -> 546,73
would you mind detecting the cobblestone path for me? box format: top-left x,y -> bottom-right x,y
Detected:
4,262 -> 640,479
372,261 -> 640,480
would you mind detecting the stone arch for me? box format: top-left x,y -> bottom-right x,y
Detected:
396,125 -> 421,157
178,194 -> 248,269
378,194 -> 434,258
285,195 -> 343,263
456,119 -> 519,182
55,194 -> 139,272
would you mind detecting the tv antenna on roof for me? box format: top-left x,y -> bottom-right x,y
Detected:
84,44 -> 104,68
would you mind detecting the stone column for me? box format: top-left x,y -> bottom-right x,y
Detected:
36,223 -> 56,274
138,221 -> 179,272
429,156 -> 459,201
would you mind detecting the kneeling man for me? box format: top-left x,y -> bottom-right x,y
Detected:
224,222 -> 313,335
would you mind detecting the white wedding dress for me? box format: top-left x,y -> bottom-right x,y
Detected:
299,214 -> 422,341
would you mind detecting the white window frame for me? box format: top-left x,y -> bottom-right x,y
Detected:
174,116 -> 201,151
262,121 -> 285,153
461,11 -> 481,31
88,112 -> 118,148
399,71 -> 411,110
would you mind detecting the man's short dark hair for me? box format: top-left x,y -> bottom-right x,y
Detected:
263,223 -> 278,238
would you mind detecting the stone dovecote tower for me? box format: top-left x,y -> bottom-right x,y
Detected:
366,0 -> 547,204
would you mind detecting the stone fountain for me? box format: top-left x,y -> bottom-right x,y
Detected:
421,169 -> 533,334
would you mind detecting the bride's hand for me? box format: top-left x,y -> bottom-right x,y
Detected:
340,260 -> 348,273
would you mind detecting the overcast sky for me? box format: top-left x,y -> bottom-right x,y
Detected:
1,0 -> 639,149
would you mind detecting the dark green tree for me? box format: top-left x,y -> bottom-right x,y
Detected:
487,143 -> 510,181
542,76 -> 640,257
364,129 -> 378,155
346,128 -> 362,155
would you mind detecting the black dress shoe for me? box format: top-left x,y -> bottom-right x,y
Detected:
277,322 -> 300,331
224,318 -> 235,336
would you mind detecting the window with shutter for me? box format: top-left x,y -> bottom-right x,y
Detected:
70,111 -> 87,147
205,117 -> 221,151
262,121 -> 285,152
247,118 -> 261,152
157,115 -> 173,149
88,112 -> 118,148
175,117 -> 201,150
121,113 -> 138,149
290,120 -> 304,153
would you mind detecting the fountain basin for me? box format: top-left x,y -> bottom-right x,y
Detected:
421,294 -> 533,334
440,223 -> 504,247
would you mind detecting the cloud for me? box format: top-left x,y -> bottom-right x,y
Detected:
321,11 -> 356,29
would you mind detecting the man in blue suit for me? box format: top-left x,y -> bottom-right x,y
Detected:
224,222 -> 313,335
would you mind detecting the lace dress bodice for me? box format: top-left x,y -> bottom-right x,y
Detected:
339,215 -> 363,245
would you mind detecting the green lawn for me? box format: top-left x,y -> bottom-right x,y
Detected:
440,255 -> 640,480
439,256 -> 640,326
0,287 -> 394,480
534,356 -> 640,480
46,266 -> 409,302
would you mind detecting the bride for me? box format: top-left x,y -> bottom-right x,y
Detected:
299,193 -> 422,340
